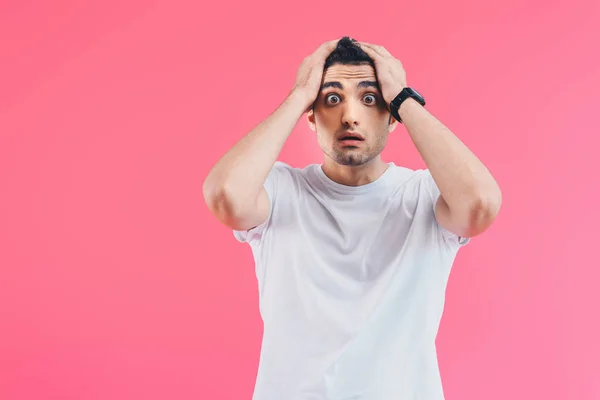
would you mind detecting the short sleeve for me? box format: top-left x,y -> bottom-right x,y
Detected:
232,161 -> 290,244
420,169 -> 470,247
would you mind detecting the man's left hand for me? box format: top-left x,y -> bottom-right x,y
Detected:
358,42 -> 408,107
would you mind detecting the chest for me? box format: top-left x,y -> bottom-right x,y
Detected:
268,189 -> 435,281
284,188 -> 427,244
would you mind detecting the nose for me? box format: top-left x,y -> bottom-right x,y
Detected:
341,100 -> 360,127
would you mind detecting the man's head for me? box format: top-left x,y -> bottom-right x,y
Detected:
308,37 -> 397,168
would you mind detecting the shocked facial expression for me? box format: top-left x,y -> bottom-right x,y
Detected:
308,63 -> 397,167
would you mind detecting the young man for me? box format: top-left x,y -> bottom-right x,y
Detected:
203,37 -> 502,400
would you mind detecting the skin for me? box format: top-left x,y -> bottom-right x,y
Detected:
203,38 -> 502,239
307,63 -> 398,187
356,41 -> 502,238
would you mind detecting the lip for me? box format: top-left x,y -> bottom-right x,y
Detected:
338,139 -> 364,147
337,131 -> 365,141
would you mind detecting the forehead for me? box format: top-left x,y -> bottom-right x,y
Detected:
322,64 -> 377,85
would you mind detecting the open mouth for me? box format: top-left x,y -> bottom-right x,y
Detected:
338,133 -> 364,142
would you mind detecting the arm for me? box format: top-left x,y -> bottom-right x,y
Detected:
203,39 -> 339,231
358,42 -> 502,238
399,98 -> 502,238
202,92 -> 306,231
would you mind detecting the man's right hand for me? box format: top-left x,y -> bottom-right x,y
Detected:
204,38 -> 340,232
290,39 -> 340,113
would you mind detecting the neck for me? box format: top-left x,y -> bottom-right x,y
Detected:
321,156 -> 389,187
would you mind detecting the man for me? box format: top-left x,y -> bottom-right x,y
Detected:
203,37 -> 502,400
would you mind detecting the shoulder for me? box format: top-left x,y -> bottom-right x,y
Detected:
269,161 -> 319,186
262,161 -> 297,188
267,161 -> 307,184
382,165 -> 441,213
384,164 -> 432,191
261,161 -> 317,201
269,161 -> 310,179
393,165 -> 436,186
272,160 -> 293,171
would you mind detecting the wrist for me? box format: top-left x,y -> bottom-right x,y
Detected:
386,84 -> 407,105
288,88 -> 315,111
389,87 -> 425,123
397,97 -> 421,120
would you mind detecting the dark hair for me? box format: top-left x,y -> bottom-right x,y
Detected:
324,37 -> 374,70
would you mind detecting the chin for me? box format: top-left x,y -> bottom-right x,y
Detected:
333,152 -> 371,167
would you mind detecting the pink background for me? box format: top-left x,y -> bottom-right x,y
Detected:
1,0 -> 599,399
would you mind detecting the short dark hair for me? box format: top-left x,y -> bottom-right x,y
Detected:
324,37 -> 374,70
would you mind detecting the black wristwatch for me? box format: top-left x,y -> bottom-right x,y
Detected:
389,87 -> 426,123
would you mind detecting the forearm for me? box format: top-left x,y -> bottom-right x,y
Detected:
399,98 -> 502,214
203,90 -> 309,211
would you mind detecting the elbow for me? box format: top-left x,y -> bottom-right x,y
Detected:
203,177 -> 256,229
203,178 -> 236,218
203,184 -> 241,228
202,175 -> 220,210
463,191 -> 502,237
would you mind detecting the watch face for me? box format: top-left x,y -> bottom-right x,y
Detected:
409,88 -> 422,98
407,87 -> 425,105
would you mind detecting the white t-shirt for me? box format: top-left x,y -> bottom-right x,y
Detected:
233,161 -> 470,400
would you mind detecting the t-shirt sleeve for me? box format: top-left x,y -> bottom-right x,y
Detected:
420,169 -> 470,247
232,161 -> 290,244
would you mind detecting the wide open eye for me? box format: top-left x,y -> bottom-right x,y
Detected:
325,94 -> 341,105
363,94 -> 377,105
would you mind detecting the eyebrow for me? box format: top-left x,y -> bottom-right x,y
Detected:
320,81 -> 379,90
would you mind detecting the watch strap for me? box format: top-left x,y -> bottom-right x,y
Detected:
390,88 -> 426,123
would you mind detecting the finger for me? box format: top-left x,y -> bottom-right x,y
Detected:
358,42 -> 391,59
317,38 -> 341,55
373,44 -> 392,58
307,38 -> 341,63
359,42 -> 386,59
357,42 -> 383,61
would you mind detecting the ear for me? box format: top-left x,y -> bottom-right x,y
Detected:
387,113 -> 399,133
307,108 -> 316,132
